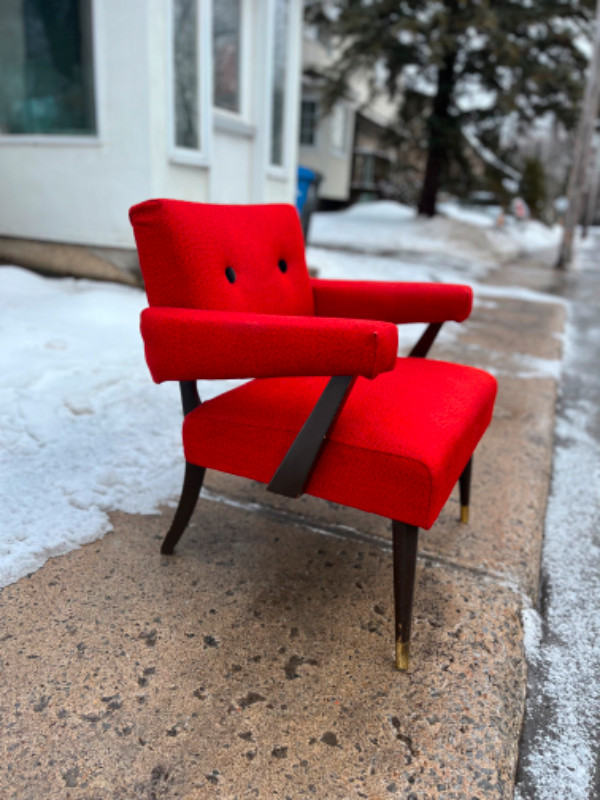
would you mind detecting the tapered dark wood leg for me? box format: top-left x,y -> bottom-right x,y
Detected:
458,456 -> 473,523
392,521 -> 419,671
161,462 -> 206,555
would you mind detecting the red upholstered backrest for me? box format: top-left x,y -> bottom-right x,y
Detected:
129,199 -> 315,315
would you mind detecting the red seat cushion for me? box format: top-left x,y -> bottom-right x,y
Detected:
183,358 -> 497,529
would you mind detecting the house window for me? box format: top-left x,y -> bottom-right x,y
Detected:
173,0 -> 199,149
213,0 -> 241,113
330,104 -> 347,153
169,0 -> 211,162
270,0 -> 289,166
299,99 -> 318,147
354,152 -> 376,187
0,0 -> 96,136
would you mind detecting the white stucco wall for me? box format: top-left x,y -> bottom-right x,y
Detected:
0,0 -> 153,248
299,102 -> 355,201
0,0 -> 302,250
149,0 -> 302,207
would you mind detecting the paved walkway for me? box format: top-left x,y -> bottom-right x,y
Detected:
0,250 -> 570,798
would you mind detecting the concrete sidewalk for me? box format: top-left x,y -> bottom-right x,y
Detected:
0,266 -> 564,798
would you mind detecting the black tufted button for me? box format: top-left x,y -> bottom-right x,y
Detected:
225,266 -> 236,283
278,259 -> 288,273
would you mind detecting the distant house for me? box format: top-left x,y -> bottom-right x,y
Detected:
0,0 -> 302,277
351,111 -> 401,204
298,20 -> 401,210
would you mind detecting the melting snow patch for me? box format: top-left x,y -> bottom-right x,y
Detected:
0,267 -> 244,587
510,353 -> 563,381
310,200 -> 560,269
521,606 -> 542,664
472,282 -> 569,307
307,243 -> 493,284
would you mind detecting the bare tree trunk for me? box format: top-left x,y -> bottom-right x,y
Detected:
418,50 -> 457,217
556,0 -> 600,268
582,140 -> 600,238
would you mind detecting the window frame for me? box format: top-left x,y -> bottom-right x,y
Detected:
299,96 -> 319,150
167,0 -> 212,167
212,0 -> 250,127
266,0 -> 295,178
0,0 -> 103,146
329,103 -> 348,157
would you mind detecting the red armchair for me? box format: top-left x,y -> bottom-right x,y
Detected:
130,199 -> 497,670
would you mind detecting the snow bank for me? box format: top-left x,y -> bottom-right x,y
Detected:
440,201 -> 562,254
307,243 -> 490,283
0,267 -> 243,587
311,200 -> 561,271
340,200 -> 415,221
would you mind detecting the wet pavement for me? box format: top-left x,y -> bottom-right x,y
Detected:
513,233 -> 600,799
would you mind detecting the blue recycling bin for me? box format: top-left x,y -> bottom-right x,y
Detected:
296,165 -> 322,240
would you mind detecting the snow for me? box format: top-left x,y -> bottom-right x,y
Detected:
0,267 -> 244,587
521,606 -> 543,662
469,282 -> 568,307
311,200 -> 561,269
439,200 -> 563,256
508,353 -> 563,380
338,200 -> 416,221
0,201 -> 563,590
462,124 -> 522,181
438,202 -> 500,228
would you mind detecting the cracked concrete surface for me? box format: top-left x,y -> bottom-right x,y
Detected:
0,280 -> 564,798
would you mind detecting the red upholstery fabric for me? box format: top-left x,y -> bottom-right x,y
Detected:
183,358 -> 497,529
130,198 -> 496,530
311,279 -> 472,323
140,307 -> 398,381
130,200 -> 314,315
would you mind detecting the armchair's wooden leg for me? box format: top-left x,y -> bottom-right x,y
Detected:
458,456 -> 473,523
392,521 -> 419,671
161,462 -> 206,555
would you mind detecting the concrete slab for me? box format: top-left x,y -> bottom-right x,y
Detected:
463,295 -> 564,364
0,287 -> 564,798
0,502 -> 524,799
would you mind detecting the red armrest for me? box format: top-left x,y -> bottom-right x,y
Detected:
311,279 -> 472,324
141,307 -> 398,383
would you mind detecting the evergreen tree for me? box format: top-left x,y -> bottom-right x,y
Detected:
307,0 -> 595,215
520,157 -> 548,220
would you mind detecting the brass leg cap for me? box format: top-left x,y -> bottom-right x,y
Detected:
395,641 -> 410,671
460,505 -> 469,524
